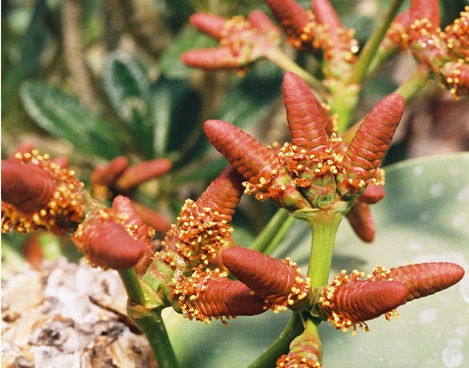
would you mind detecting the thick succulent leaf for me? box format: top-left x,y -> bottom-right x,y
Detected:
19,80 -> 121,159
102,51 -> 153,158
166,153 -> 469,367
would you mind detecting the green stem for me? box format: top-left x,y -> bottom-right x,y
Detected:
395,63 -> 431,101
304,316 -> 320,340
118,268 -> 146,305
301,316 -> 323,363
265,48 -> 329,100
348,0 -> 405,86
247,312 -> 304,368
250,209 -> 295,254
306,212 -> 343,289
119,269 -> 179,367
127,302 -> 180,368
341,63 -> 430,144
263,215 -> 296,255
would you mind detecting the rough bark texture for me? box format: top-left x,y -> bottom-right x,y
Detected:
1,258 -> 157,367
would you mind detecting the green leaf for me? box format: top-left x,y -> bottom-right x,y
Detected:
166,153 -> 469,367
150,76 -> 202,160
19,80 -> 121,159
2,0 -> 48,117
102,51 -> 153,158
150,79 -> 172,158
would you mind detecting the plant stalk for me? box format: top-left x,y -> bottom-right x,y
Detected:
247,312 -> 304,368
265,48 -> 329,100
306,212 -> 343,289
348,0 -> 405,86
250,208 -> 295,254
341,63 -> 430,144
395,63 -> 430,101
118,268 -> 146,305
127,302 -> 180,368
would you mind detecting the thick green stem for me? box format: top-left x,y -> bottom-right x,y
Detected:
348,0 -> 405,86
127,302 -> 180,368
306,212 -> 343,289
265,48 -> 329,100
118,268 -> 146,305
250,209 -> 295,254
263,215 -> 296,255
395,63 -> 431,101
304,316 -> 320,340
341,63 -> 430,144
247,312 -> 304,368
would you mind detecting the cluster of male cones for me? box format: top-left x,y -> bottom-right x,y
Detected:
2,69 -> 465,367
182,0 -> 469,98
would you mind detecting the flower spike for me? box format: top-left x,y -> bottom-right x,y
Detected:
174,269 -> 269,324
381,2 -> 469,98
189,13 -> 227,39
91,156 -> 172,233
444,7 -> 469,63
276,328 -> 323,367
441,59 -> 469,98
71,196 -> 154,270
341,94 -> 404,189
181,47 -> 248,70
266,0 -> 358,76
266,0 -> 316,49
196,165 -> 245,224
91,156 -> 129,191
73,218 -> 147,270
115,158 -> 172,192
345,201 -> 376,243
204,120 -> 277,180
205,74 -> 403,233
204,119 -> 311,212
249,9 -> 282,36
112,196 -> 156,275
370,262 -> 465,302
222,246 -> 311,311
311,0 -> 358,64
182,10 -> 281,71
312,0 -> 342,30
91,156 -> 172,198
282,72 -> 332,152
2,159 -> 55,214
1,150 -> 86,235
409,0 -> 440,31
142,166 -> 247,311
317,262 -> 465,333
318,271 -> 408,333
157,165 -> 244,273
